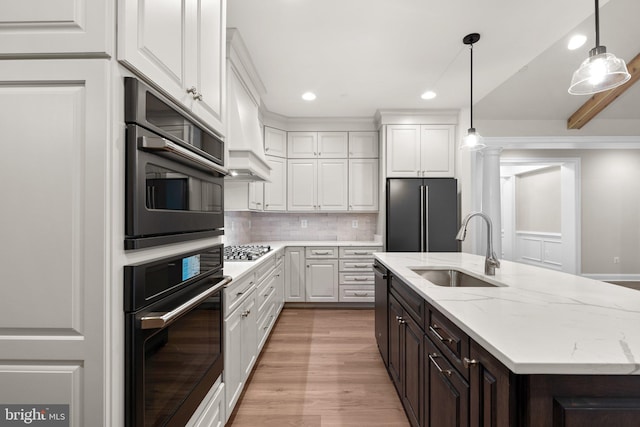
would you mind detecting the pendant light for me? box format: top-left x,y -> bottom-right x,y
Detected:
568,0 -> 630,95
459,33 -> 486,151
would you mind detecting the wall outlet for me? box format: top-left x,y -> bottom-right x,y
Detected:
613,257 -> 620,264
301,219 -> 307,228
352,220 -> 359,228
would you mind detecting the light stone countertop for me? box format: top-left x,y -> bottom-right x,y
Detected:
223,240 -> 382,283
374,251 -> 640,376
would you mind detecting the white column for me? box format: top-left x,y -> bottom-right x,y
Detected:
481,147 -> 503,258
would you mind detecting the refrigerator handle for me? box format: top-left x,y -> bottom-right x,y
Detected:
424,185 -> 429,252
420,186 -> 425,252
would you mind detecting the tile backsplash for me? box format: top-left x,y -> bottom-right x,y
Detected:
224,211 -> 379,245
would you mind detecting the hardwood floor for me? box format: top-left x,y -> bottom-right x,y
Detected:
228,308 -> 409,427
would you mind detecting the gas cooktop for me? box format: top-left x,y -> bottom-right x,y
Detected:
224,245 -> 271,261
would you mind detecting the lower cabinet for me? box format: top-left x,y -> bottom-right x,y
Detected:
380,269 -> 640,427
224,289 -> 256,419
425,336 -> 469,427
284,247 -> 306,302
306,259 -> 339,302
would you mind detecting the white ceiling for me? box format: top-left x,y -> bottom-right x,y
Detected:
227,0 -> 638,122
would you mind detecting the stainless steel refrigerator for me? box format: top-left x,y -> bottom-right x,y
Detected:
386,178 -> 459,252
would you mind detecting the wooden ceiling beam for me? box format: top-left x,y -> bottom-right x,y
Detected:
567,52 -> 640,130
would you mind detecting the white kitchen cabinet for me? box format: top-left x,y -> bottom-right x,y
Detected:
337,246 -> 381,303
248,181 -> 264,211
264,126 -> 287,158
348,131 -> 379,158
118,0 -> 226,134
264,155 -> 287,211
349,158 -> 379,211
0,59 -> 110,427
288,131 -> 348,158
287,159 -> 317,211
306,260 -> 340,302
224,288 -> 256,419
288,159 -> 348,211
285,247 -> 306,302
0,0 -> 112,56
318,132 -> 349,157
185,378 -> 225,427
287,131 -> 318,158
386,124 -> 454,177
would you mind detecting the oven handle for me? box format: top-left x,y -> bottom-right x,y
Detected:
140,276 -> 232,330
139,135 -> 229,176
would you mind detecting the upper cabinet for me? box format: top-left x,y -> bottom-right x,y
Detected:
264,127 -> 287,158
348,131 -> 379,158
118,0 -> 226,135
387,124 -> 454,177
0,0 -> 113,56
288,132 -> 348,158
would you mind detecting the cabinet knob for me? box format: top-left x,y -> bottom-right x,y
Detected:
194,92 -> 203,101
186,86 -> 198,95
463,357 -> 479,368
241,310 -> 251,318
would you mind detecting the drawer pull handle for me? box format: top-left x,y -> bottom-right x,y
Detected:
428,353 -> 452,376
429,324 -> 454,344
353,292 -> 369,297
352,277 -> 369,281
354,264 -> 370,268
463,357 -> 479,368
263,326 -> 269,330
396,315 -> 405,324
353,251 -> 369,255
314,251 -> 331,255
241,309 -> 251,318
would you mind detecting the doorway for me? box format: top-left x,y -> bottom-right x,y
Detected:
500,158 -> 580,274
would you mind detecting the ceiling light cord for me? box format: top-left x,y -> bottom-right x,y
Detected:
469,43 -> 474,129
594,0 -> 600,48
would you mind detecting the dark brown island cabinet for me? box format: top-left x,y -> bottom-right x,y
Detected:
374,263 -> 640,427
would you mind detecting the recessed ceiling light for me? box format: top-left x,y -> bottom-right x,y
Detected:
301,92 -> 316,101
567,34 -> 587,50
421,91 -> 437,100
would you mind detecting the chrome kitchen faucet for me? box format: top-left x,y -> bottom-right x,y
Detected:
456,212 -> 500,275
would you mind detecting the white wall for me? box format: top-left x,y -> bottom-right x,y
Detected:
515,166 -> 561,233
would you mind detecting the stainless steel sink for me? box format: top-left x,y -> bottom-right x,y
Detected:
411,268 -> 499,287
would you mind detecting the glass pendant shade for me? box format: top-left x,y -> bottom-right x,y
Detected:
459,128 -> 486,151
568,48 -> 631,95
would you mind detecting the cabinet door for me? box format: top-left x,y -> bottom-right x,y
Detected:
349,158 -> 379,211
469,341 -> 513,427
348,131 -> 379,158
402,314 -> 423,427
420,125 -> 454,177
317,132 -> 348,158
425,336 -> 469,427
287,131 -> 317,158
248,181 -> 264,211
224,304 -> 244,416
0,59 -> 110,427
264,126 -> 287,158
386,125 -> 421,177
241,295 -> 257,379
119,0 -> 192,108
287,159 -> 317,211
306,260 -> 339,302
388,294 -> 404,393
318,159 -> 348,211
273,262 -> 285,313
264,155 -> 287,211
0,0 -> 112,55
189,0 -> 225,134
284,247 -> 306,302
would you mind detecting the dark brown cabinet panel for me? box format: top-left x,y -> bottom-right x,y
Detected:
388,293 -> 404,393
469,341 -> 515,427
402,313 -> 423,427
424,335 -> 469,427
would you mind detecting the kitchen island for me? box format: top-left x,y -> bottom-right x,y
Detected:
374,251 -> 640,427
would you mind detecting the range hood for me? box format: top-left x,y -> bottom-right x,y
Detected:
226,29 -> 271,182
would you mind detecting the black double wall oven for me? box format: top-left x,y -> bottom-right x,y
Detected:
124,244 -> 230,427
125,77 -> 226,250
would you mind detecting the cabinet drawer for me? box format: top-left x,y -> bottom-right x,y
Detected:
339,284 -> 375,302
256,279 -> 276,315
390,276 -> 425,326
224,272 -> 256,317
255,256 -> 276,284
339,246 -> 382,258
339,259 -> 374,272
339,273 -> 374,285
257,302 -> 276,351
427,308 -> 470,379
305,246 -> 338,258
